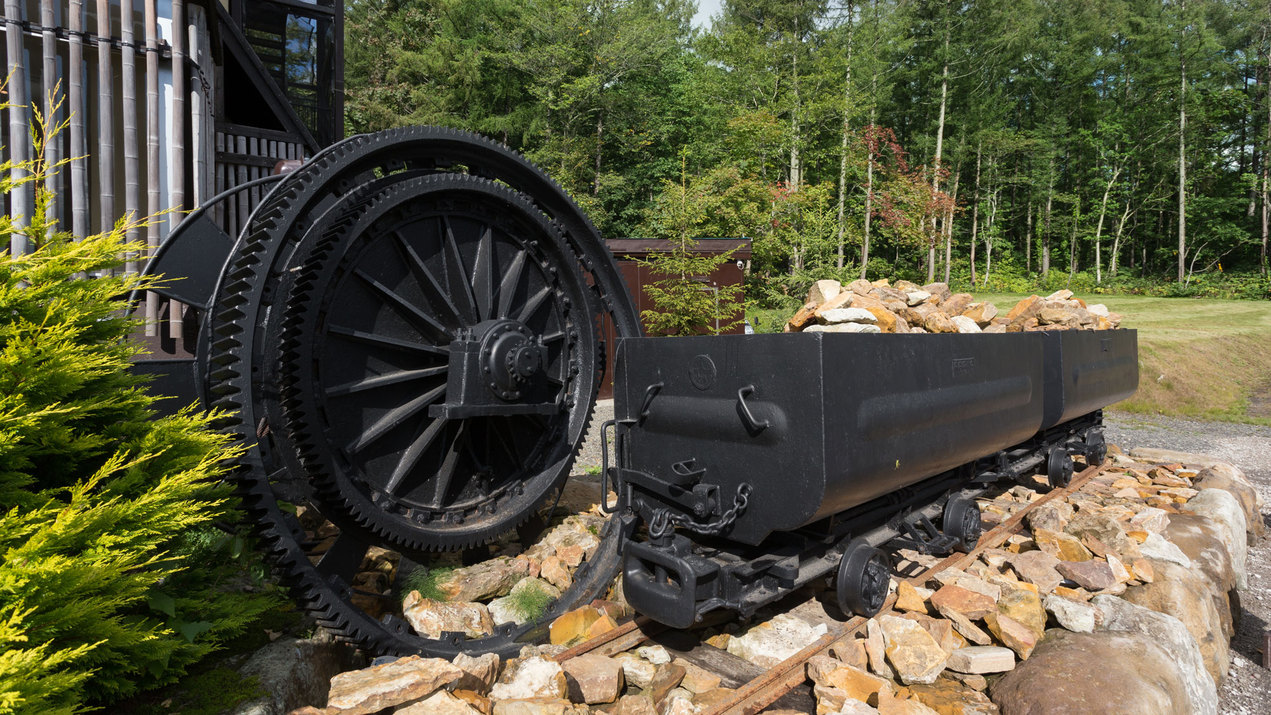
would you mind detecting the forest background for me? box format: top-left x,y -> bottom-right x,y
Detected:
345,0 -> 1271,311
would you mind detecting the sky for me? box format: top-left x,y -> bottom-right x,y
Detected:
692,0 -> 723,30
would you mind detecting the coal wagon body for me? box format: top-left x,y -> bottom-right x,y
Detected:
611,330 -> 1137,628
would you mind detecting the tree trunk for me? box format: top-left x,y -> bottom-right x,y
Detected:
1069,197 -> 1080,278
1093,166 -> 1122,285
1025,202 -> 1033,273
1111,197 -> 1131,277
944,167 -> 959,283
984,188 -> 998,286
928,27 -> 949,283
593,109 -> 603,196
836,3 -> 854,270
861,112 -> 875,280
1042,162 -> 1054,276
1177,0 -> 1188,283
969,143 -> 981,286
789,16 -> 802,191
1264,17 -> 1270,277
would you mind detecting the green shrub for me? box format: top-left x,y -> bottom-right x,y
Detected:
0,104 -> 276,712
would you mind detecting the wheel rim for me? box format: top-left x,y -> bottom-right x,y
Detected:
273,175 -> 593,551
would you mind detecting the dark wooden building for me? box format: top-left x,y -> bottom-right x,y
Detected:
599,237 -> 752,398
1,0 -> 343,332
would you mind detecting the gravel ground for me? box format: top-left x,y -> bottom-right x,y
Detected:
1104,412 -> 1271,715
575,404 -> 1270,712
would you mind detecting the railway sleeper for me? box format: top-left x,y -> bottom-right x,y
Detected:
617,415 -> 1104,630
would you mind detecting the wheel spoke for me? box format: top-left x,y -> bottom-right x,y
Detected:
315,532 -> 370,582
472,226 -> 496,321
496,248 -> 528,319
517,285 -> 553,324
325,366 -> 447,397
384,417 -> 448,496
492,418 -> 525,472
354,269 -> 451,340
328,325 -> 448,357
442,216 -> 481,323
428,422 -> 468,509
348,384 -> 446,454
393,230 -> 465,327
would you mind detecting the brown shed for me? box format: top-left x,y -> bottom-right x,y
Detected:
597,237 -> 753,398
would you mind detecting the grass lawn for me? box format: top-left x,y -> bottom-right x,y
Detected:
749,293 -> 1271,424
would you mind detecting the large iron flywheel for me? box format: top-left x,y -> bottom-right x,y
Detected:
140,128 -> 641,657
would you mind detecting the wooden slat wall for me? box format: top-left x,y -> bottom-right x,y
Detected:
0,2 -> 308,337
213,124 -> 304,240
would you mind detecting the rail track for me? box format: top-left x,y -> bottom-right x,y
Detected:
551,458 -> 1107,714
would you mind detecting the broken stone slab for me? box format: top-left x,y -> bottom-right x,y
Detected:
805,322 -> 884,334
1129,507 -> 1170,534
325,656 -> 462,715
610,652 -> 655,690
990,629 -> 1192,715
451,652 -> 500,695
864,618 -> 896,678
726,613 -> 829,668
634,644 -> 670,665
819,307 -> 879,325
1056,560 -> 1118,592
489,698 -> 584,715
994,583 -> 1046,638
1139,532 -> 1191,568
1182,489 -> 1247,589
812,662 -> 895,707
548,606 -> 603,646
905,679 -> 997,715
561,654 -> 624,705
395,690 -> 483,715
1093,595 -> 1217,715
1043,593 -> 1101,633
808,279 -> 843,305
933,603 -> 991,646
402,594 -> 495,640
645,663 -> 686,704
949,315 -> 981,333
671,657 -> 721,694
945,646 -> 1015,674
929,584 -> 995,621
1005,550 -> 1063,594
1032,528 -> 1093,562
434,557 -> 530,602
489,657 -> 569,702
878,614 -> 949,685
894,581 -> 929,614
983,612 -> 1038,660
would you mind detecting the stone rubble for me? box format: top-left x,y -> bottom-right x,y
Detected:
784,281 -> 1123,334
287,450 -> 1258,715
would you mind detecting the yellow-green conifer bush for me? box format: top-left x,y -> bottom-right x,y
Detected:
0,102 -> 276,712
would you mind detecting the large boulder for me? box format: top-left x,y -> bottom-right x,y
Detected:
1092,595 -> 1217,715
989,629 -> 1191,715
1192,463 -> 1265,542
1181,489 -> 1248,589
1121,558 -> 1230,684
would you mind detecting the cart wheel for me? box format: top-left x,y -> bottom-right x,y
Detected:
943,494 -> 982,552
1085,430 -> 1107,467
836,538 -> 891,618
1047,446 -> 1074,489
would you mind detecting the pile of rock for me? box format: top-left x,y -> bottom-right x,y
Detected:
299,503 -> 617,642
783,279 -> 1123,334
755,450 -> 1259,715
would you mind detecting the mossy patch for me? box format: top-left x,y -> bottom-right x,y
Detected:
402,566 -> 455,602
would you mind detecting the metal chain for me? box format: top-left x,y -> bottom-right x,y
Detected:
648,483 -> 752,539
